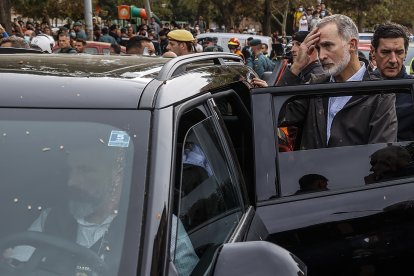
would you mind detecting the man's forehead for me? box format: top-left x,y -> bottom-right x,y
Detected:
377,37 -> 405,49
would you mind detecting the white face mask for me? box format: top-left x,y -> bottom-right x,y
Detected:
143,47 -> 156,56
298,7 -> 303,12
24,36 -> 31,43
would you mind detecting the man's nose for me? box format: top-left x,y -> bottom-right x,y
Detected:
388,52 -> 397,63
318,48 -> 327,60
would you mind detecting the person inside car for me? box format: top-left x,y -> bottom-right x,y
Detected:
4,146 -> 197,275
1,147 -> 124,275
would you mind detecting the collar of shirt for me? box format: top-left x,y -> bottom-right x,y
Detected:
327,63 -> 366,143
76,215 -> 116,248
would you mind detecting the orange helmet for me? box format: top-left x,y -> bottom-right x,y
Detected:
228,37 -> 240,47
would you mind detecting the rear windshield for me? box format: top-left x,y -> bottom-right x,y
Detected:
0,108 -> 149,275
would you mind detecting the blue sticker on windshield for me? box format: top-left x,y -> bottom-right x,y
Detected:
108,131 -> 130,148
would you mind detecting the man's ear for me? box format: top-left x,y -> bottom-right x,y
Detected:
370,45 -> 376,60
349,38 -> 358,52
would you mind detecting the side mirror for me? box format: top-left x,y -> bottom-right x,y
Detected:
213,241 -> 307,276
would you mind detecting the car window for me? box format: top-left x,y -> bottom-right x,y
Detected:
84,47 -> 99,55
172,114 -> 243,275
103,48 -> 110,55
0,109 -> 149,276
274,91 -> 414,196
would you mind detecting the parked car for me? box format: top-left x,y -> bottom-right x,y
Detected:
53,41 -> 126,54
0,52 -> 306,276
196,32 -> 272,52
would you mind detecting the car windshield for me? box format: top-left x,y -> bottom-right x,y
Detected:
0,108 -> 149,275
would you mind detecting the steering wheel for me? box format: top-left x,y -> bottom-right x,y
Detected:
0,231 -> 108,275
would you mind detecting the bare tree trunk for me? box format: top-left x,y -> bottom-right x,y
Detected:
356,9 -> 366,32
263,0 -> 271,35
0,0 -> 12,33
282,5 -> 288,36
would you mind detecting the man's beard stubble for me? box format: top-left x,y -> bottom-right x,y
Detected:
323,46 -> 351,77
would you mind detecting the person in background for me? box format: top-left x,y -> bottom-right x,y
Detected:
73,21 -> 87,40
253,14 -> 397,150
293,5 -> 305,32
74,38 -> 86,53
109,25 -> 121,44
166,30 -> 195,56
247,39 -> 274,78
261,43 -> 270,58
228,37 -> 245,62
99,27 -> 117,45
0,36 -> 29,48
126,35 -> 155,55
371,22 -> 414,141
110,43 -> 121,55
56,32 -> 77,54
149,17 -> 160,39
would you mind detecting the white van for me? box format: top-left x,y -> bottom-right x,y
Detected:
196,32 -> 272,53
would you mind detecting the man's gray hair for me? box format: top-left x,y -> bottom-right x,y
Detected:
317,14 -> 359,42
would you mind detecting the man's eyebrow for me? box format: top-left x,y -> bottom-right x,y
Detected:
318,41 -> 334,46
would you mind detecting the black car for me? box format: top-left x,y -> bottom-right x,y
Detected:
0,53 -> 306,276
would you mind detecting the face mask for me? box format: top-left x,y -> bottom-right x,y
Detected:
298,7 -> 303,12
143,47 -> 156,56
70,31 -> 76,38
24,36 -> 30,43
321,11 -> 326,17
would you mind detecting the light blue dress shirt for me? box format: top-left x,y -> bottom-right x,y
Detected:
327,63 -> 366,143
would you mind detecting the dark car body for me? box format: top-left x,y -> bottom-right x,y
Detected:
0,53 -> 306,276
3,51 -> 414,276
251,80 -> 414,275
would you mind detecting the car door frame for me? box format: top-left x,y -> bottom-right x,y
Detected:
251,79 -> 414,202
166,91 -> 267,275
250,79 -> 414,274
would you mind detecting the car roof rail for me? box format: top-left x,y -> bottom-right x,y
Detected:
156,52 -> 243,81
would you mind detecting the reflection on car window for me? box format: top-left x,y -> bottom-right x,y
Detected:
278,93 -> 397,151
0,111 -> 145,276
279,143 -> 414,196
173,117 -> 242,275
275,92 -> 414,196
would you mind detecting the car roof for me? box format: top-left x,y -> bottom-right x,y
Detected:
0,53 -> 167,76
0,52 -> 247,109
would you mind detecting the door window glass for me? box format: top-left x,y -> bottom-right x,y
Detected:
275,92 -> 414,196
172,116 -> 243,275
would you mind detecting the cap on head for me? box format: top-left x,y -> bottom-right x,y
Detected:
73,21 -> 82,27
249,39 -> 262,47
167,30 -> 195,42
292,31 -> 310,43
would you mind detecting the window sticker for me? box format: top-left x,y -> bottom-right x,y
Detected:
108,130 -> 130,148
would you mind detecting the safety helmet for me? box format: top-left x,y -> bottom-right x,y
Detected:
228,37 -> 240,47
30,34 -> 55,53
